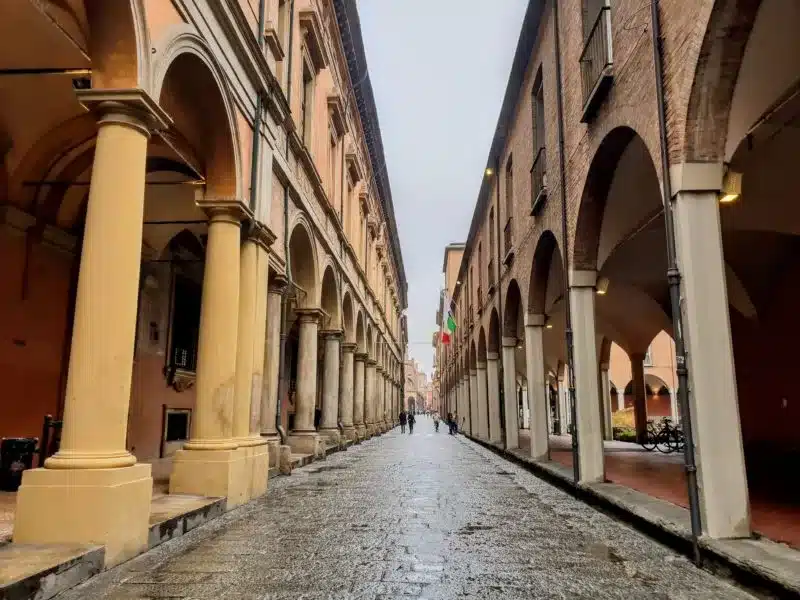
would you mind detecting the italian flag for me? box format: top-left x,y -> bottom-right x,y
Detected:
441,294 -> 456,344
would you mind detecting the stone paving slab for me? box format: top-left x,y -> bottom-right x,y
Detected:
58,419 -> 758,599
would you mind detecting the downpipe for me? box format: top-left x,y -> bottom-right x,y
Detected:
553,0 -> 580,482
649,0 -> 703,566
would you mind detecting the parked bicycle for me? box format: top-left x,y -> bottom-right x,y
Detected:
640,417 -> 684,454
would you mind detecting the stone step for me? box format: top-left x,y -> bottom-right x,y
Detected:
0,543 -> 103,600
147,494 -> 226,550
290,453 -> 312,469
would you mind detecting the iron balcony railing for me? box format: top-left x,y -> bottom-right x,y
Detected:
580,5 -> 613,122
503,218 -> 513,257
530,147 -> 547,214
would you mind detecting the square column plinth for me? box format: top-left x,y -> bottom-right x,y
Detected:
288,431 -> 322,456
169,447 -> 248,508
14,463 -> 152,567
244,443 -> 269,500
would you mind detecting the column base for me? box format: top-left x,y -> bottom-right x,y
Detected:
169,447 -> 248,508
14,463 -> 152,567
263,435 -> 280,469
355,424 -> 367,441
287,431 -> 320,456
342,425 -> 358,443
244,443 -> 269,501
278,445 -> 293,475
318,427 -> 341,447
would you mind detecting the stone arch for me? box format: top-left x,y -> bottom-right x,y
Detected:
488,308 -> 500,354
319,265 -> 340,330
342,292 -> 355,343
598,337 -> 612,365
528,230 -> 562,315
154,32 -> 241,199
682,0 -> 764,162
469,341 -> 477,370
288,220 -> 318,308
477,327 -> 487,362
503,279 -> 523,340
355,310 -> 365,352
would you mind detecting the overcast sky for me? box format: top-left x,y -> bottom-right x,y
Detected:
359,0 -> 528,376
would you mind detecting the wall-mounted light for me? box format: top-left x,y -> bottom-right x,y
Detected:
485,167 -> 494,177
719,168 -> 742,204
596,276 -> 609,296
545,315 -> 553,329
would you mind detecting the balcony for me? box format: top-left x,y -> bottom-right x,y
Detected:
503,218 -> 514,266
530,147 -> 547,215
476,286 -> 483,313
580,6 -> 613,123
488,259 -> 496,293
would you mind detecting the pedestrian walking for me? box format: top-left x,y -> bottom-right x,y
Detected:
408,411 -> 416,434
433,411 -> 440,432
447,412 -> 455,435
399,410 -> 407,434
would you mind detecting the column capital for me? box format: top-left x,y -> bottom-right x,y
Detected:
76,88 -> 171,137
525,313 -> 546,327
501,336 -> 517,348
669,161 -> 723,196
320,329 -> 343,340
354,352 -> 368,362
243,222 -> 277,251
600,362 -> 610,371
487,352 -> 499,361
366,359 -> 377,367
476,361 -> 487,370
297,308 -> 324,323
569,269 -> 597,288
268,273 -> 289,295
341,342 -> 357,353
470,369 -> 478,376
376,365 -> 385,374
203,203 -> 251,223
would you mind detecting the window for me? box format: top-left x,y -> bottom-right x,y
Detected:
531,71 -> 548,212
643,346 -> 653,367
301,60 -> 313,144
329,126 -> 338,211
489,207 -> 495,254
582,0 -> 606,40
504,156 -> 514,257
579,0 -> 614,122
478,242 -> 483,288
169,275 -> 201,372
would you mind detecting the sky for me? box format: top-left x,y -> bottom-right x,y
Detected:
359,0 -> 528,376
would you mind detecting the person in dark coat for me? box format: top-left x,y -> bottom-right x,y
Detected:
407,411 -> 416,434
399,410 -> 407,433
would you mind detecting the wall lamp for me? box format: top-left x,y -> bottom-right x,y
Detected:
545,315 -> 553,329
485,167 -> 494,177
596,276 -> 610,296
719,168 -> 742,204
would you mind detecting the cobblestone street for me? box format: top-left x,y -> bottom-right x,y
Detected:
62,419 -> 754,600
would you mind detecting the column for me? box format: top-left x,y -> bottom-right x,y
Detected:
630,353 -> 648,443
670,389 -> 678,422
319,330 -> 342,444
287,309 -> 323,454
469,370 -> 478,436
261,274 -> 287,466
14,92 -> 166,566
353,353 -> 367,439
378,368 -> 387,431
672,165 -> 749,538
616,385 -> 624,411
600,363 -> 614,441
365,359 -> 377,435
501,338 -> 519,449
557,373 -> 567,434
476,361 -> 489,440
525,314 -> 549,460
170,207 -> 248,503
569,270 -> 605,483
486,353 -> 502,444
340,343 -> 357,441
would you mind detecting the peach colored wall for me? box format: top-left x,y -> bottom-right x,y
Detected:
143,0 -> 184,48
0,229 -> 72,440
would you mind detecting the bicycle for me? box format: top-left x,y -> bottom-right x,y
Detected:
641,420 -> 659,451
656,418 -> 684,454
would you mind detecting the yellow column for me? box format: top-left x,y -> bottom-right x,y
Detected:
14,90 -> 169,567
170,207 -> 248,507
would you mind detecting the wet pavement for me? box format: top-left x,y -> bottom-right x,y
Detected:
60,417 -> 755,599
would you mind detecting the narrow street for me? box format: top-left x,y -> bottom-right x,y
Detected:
61,419 -> 753,600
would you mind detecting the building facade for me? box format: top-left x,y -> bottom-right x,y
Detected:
403,357 -> 431,414
439,0 -> 800,546
1,0 -> 405,566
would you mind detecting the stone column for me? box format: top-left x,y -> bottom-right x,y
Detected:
365,359 -> 377,436
501,338 -> 519,449
600,363 -> 614,441
672,164 -> 749,538
670,389 -> 678,422
476,361 -> 489,440
569,270 -> 605,483
233,228 -> 271,501
319,330 -> 342,444
525,314 -> 549,460
556,374 -> 566,434
630,353 -> 648,443
287,309 -> 323,455
353,353 -> 367,439
616,385 -> 624,411
261,274 -> 287,465
14,91 -> 167,566
486,353 -> 502,444
469,370 -> 478,436
340,343 -> 357,441
377,367 -> 386,431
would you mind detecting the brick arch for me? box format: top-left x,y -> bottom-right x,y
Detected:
478,327 -> 487,362
528,230 -> 563,316
85,0 -> 151,89
682,0 -> 763,162
503,279 -> 523,340
488,308 -> 501,354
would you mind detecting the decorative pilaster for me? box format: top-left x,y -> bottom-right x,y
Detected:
319,330 -> 343,444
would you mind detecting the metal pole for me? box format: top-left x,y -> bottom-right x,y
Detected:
649,0 -> 703,566
553,0 -> 580,482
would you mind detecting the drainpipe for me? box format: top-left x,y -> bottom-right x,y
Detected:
553,0 -> 580,482
649,0 -> 702,566
276,0 -> 296,436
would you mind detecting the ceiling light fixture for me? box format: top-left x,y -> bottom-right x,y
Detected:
719,168 -> 742,204
596,276 -> 610,296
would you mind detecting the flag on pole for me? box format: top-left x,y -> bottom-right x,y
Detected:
441,291 -> 456,344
